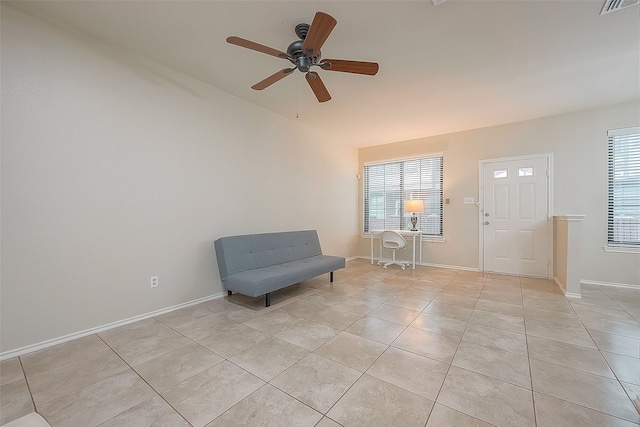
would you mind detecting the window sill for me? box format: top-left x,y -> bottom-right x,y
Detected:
421,237 -> 446,243
603,245 -> 640,254
361,233 -> 446,243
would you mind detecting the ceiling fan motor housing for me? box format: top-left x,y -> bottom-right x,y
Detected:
287,36 -> 321,73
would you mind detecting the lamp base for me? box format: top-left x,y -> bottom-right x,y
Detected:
410,215 -> 418,231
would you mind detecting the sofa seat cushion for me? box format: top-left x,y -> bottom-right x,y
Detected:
225,254 -> 345,297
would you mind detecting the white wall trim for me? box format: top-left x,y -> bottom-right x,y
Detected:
0,293 -> 224,361
352,256 -> 478,272
602,245 -> 640,254
554,276 -> 582,298
581,279 -> 640,290
555,215 -> 586,222
564,292 -> 583,299
553,276 -> 564,293
420,262 -> 479,272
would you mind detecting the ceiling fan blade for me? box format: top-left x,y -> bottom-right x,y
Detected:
301,12 -> 337,57
320,59 -> 379,76
305,71 -> 331,102
226,36 -> 289,59
251,68 -> 296,90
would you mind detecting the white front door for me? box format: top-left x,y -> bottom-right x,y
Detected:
481,156 -> 550,277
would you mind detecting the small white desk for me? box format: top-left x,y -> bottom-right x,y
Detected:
368,230 -> 422,269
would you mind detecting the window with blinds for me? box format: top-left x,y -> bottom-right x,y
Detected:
608,126 -> 640,247
363,155 -> 443,236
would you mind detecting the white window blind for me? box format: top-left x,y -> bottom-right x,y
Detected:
363,155 -> 443,236
608,126 -> 640,246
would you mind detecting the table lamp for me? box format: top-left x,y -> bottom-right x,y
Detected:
405,200 -> 424,231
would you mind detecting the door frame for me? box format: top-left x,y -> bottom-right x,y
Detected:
478,153 -> 554,277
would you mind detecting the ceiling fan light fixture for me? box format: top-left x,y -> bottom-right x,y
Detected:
297,57 -> 310,72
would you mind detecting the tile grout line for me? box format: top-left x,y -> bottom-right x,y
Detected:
94,331 -> 194,427
16,355 -> 38,418
5,262 -> 638,426
521,277 -> 539,427
426,271 -> 480,425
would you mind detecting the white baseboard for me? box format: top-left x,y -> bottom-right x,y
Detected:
550,276 -> 582,298
564,292 -> 582,299
419,262 -> 479,272
581,279 -> 640,290
551,277 -> 640,299
352,256 -> 479,272
0,293 -> 224,361
553,276 -> 564,290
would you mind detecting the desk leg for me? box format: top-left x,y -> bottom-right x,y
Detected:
419,234 -> 422,266
370,234 -> 374,265
412,235 -> 416,270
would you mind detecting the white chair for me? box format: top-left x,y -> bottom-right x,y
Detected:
379,230 -> 409,270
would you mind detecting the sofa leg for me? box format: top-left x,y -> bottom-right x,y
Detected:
228,290 -> 232,296
265,293 -> 271,307
330,271 -> 334,282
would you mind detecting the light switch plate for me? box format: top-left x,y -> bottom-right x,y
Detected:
463,197 -> 475,205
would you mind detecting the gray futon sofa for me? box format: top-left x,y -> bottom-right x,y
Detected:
214,230 -> 345,306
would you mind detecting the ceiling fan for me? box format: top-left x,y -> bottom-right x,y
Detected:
226,12 -> 379,103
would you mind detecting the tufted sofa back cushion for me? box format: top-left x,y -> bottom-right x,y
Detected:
214,230 -> 323,282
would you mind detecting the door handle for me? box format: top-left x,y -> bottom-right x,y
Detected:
484,221 -> 490,225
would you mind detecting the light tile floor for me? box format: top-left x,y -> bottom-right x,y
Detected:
2,259 -> 640,427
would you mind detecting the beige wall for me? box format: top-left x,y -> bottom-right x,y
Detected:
2,3 -> 638,356
0,6 -> 358,354
358,101 -> 640,286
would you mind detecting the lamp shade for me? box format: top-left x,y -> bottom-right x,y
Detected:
405,200 -> 424,213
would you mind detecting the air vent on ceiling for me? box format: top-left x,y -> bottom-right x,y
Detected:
600,0 -> 639,15
432,0 -> 448,6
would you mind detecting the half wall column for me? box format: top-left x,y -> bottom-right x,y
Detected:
553,215 -> 585,298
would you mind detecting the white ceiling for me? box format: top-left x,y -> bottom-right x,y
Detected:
7,0 -> 640,147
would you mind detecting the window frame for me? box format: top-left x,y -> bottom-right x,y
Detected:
362,154 -> 444,237
606,126 -> 640,252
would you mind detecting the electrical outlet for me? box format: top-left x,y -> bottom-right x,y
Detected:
150,276 -> 158,288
